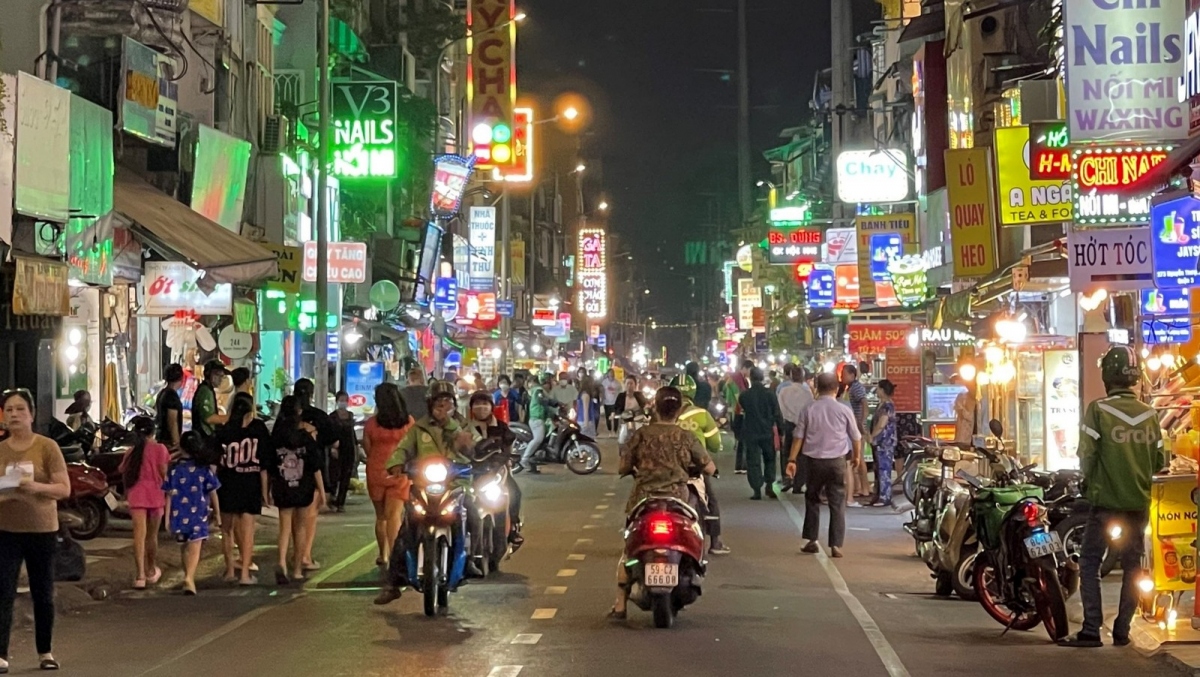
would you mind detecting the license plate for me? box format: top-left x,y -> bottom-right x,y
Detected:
1024,530 -> 1064,558
103,491 -> 118,511
645,562 -> 678,587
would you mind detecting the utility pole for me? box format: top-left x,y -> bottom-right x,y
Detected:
499,188 -> 512,375
830,0 -> 854,223
736,0 -> 752,224
315,0 -> 331,405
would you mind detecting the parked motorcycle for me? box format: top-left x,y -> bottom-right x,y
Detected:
1040,469 -> 1119,578
900,435 -> 940,504
915,444 -> 979,600
622,496 -> 706,628
405,454 -> 472,617
510,413 -> 601,475
965,423 -> 1078,641
59,461 -> 111,540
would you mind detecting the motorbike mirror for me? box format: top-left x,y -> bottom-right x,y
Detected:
955,470 -> 984,488
988,419 -> 1004,438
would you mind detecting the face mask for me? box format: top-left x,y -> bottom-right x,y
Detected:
337,401 -> 349,410
500,384 -> 510,392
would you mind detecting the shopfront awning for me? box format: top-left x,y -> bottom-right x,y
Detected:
113,168 -> 277,286
898,10 -> 945,43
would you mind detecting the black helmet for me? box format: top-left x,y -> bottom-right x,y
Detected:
427,379 -> 456,403
203,359 -> 227,376
1100,345 -> 1139,388
468,391 -> 493,408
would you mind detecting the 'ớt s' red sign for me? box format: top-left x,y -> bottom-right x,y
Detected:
848,322 -> 911,356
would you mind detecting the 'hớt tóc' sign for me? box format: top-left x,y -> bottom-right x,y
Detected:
1066,226 -> 1152,292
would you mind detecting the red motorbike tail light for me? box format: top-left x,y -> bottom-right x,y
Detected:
649,517 -> 673,537
1022,501 -> 1041,526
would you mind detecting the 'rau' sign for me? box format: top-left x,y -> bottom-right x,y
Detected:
1064,0 -> 1187,142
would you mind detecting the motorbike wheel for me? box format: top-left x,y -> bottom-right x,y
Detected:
1055,514 -> 1116,578
1032,560 -> 1070,641
422,536 -> 438,617
973,555 -> 1041,631
651,594 -> 675,629
566,443 -> 601,475
953,544 -> 979,602
902,462 -> 921,504
69,497 -> 108,541
436,539 -> 449,609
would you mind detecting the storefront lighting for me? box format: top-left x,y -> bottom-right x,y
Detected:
1079,288 -> 1108,311
959,364 -> 977,382
1162,353 -> 1177,369
995,318 -> 1027,344
515,341 -> 526,351
757,361 -> 768,370
907,331 -> 919,349
344,327 -> 363,345
977,372 -> 991,386
985,346 -> 1005,365
1147,356 -> 1162,372
787,308 -> 799,319
767,354 -> 777,363
993,362 -> 1016,384
64,345 -> 80,362
490,347 -> 503,360
1058,289 -> 1072,298
531,344 -> 543,355
822,361 -> 835,373
68,328 -> 83,346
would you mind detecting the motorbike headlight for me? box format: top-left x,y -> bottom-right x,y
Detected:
481,480 -> 504,504
426,483 -> 446,496
424,463 -> 449,484
568,407 -> 577,421
1109,524 -> 1123,541
412,502 -> 427,516
714,403 -> 725,412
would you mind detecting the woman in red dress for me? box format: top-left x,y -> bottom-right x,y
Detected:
363,383 -> 413,568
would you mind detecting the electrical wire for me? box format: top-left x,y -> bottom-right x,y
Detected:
132,0 -> 188,82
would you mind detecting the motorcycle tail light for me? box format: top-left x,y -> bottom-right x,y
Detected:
649,517 -> 673,537
1021,501 -> 1041,526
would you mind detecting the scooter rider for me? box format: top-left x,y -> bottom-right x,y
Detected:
1059,345 -> 1166,648
375,380 -> 480,605
521,372 -> 563,474
467,391 -> 525,550
669,374 -> 731,556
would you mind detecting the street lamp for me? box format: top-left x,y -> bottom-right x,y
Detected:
562,106 -> 579,121
574,163 -> 586,173
597,200 -> 609,211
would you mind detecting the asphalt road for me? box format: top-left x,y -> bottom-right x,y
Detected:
3,439 -> 1182,676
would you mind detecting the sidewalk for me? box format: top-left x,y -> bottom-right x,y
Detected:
1129,615 -> 1200,676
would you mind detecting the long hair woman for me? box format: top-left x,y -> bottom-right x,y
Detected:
0,389 -> 71,671
119,415 -> 170,590
363,383 -> 413,568
267,396 -> 326,585
215,392 -> 272,584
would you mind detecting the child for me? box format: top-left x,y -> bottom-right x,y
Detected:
119,416 -> 171,589
164,432 -> 221,595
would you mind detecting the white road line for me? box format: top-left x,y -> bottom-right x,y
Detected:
567,554 -> 586,561
574,538 -> 593,545
557,569 -> 577,577
604,492 -> 615,497
130,602 -> 288,676
779,499 -> 911,677
582,524 -> 600,529
545,586 -> 568,595
531,608 -> 558,619
511,633 -> 542,644
848,527 -> 871,532
487,667 -> 524,677
595,504 -> 609,510
304,541 -> 377,590
590,514 -> 604,519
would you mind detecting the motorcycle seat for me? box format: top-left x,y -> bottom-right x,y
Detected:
628,495 -> 700,524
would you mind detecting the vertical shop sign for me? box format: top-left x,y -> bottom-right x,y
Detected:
1063,0 -> 1187,142
468,206 -> 496,291
67,95 -> 115,287
884,347 -> 922,414
1043,350 -> 1080,472
577,228 -> 607,319
191,125 -> 253,231
467,0 -> 518,172
119,37 -> 177,148
993,126 -> 1073,226
944,148 -> 997,277
0,73 -> 13,247
14,73 -> 70,222
1150,194 -> 1200,288
737,278 -> 761,331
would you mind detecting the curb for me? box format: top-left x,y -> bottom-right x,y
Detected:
1129,620 -> 1200,676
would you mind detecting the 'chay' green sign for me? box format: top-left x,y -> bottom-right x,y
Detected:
331,80 -> 399,179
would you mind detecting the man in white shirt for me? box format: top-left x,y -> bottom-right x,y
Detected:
785,372 -> 862,558
777,366 -> 814,492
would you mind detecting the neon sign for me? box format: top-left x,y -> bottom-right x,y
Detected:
766,227 -> 821,265
577,228 -> 607,319
1029,121 -> 1071,181
1072,144 -> 1172,224
331,80 -> 399,179
467,0 -> 518,172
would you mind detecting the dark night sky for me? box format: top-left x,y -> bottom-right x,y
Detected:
518,0 -> 880,357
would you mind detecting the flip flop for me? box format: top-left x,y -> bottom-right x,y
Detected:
183,582 -> 197,596
132,578 -> 147,590
147,567 -> 163,585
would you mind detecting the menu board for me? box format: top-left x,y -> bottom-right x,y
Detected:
925,384 -> 966,421
884,347 -> 922,413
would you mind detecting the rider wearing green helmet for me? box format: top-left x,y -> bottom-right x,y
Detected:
668,373 -> 730,555
1061,345 -> 1165,648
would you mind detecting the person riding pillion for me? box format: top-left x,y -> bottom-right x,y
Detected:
1060,345 -> 1166,649
376,381 -> 480,605
669,374 -> 731,556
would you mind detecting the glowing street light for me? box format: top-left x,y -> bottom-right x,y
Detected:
598,200 -> 609,211
562,106 -> 579,121
574,163 -> 586,173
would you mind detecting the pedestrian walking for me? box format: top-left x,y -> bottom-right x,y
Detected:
786,372 -> 862,558
725,359 -> 752,474
214,393 -> 271,585
868,380 -> 897,508
493,375 -> 520,424
1060,346 -> 1166,648
119,415 -> 170,589
400,368 -> 429,421
840,364 -> 871,507
550,372 -> 579,410
737,367 -> 785,500
155,364 -> 186,452
266,396 -> 327,585
330,391 -> 361,512
0,389 -> 71,671
293,379 -> 336,572
778,366 -> 814,493
601,369 -> 621,435
191,360 -> 228,438
576,373 -> 600,438
164,432 -> 221,596
363,384 -> 413,569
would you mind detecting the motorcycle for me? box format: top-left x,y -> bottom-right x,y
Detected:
1038,468 -> 1119,578
900,435 -> 940,504
914,444 -> 980,600
405,454 -> 473,617
622,495 -> 706,628
510,412 -> 601,475
471,439 -> 522,575
965,423 -> 1078,641
59,461 -> 111,540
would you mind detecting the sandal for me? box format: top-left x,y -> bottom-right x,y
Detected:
183,582 -> 197,596
302,561 -> 322,572
607,607 -> 627,620
38,654 -> 59,671
147,567 -> 163,586
132,577 -> 147,590
275,570 -> 290,586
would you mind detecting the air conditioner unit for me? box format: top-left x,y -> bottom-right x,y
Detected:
262,114 -> 290,154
